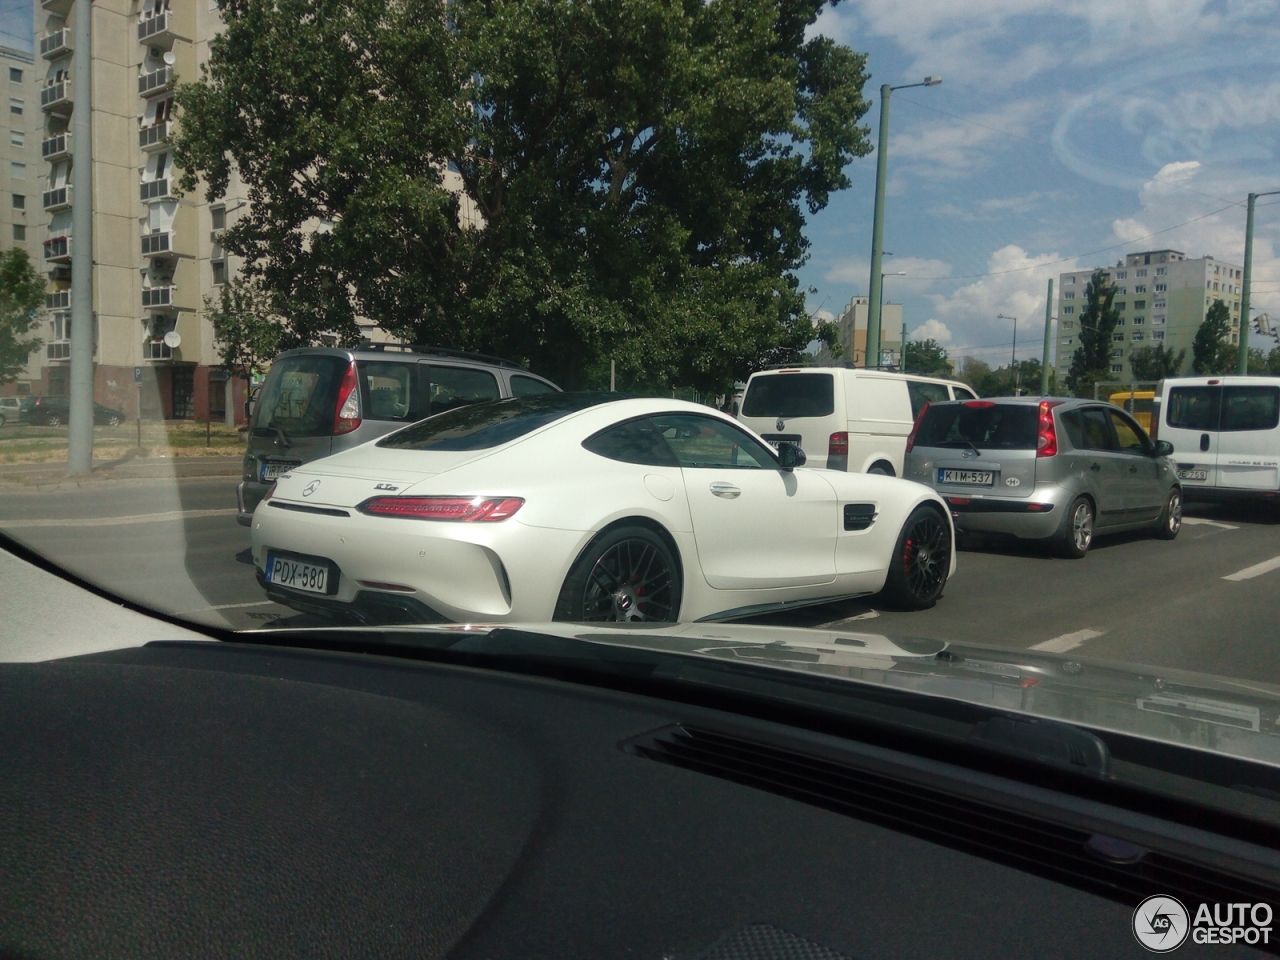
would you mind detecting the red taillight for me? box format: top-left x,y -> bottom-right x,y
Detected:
828,431 -> 849,456
1036,400 -> 1062,458
358,496 -> 525,522
963,400 -> 996,408
905,402 -> 929,453
333,361 -> 361,436
263,483 -> 275,501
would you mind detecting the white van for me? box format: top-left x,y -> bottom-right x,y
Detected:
736,367 -> 977,475
1155,376 -> 1280,502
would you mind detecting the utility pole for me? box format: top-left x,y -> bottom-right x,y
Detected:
66,0 -> 94,476
1041,278 -> 1053,395
1239,190 -> 1280,375
998,313 -> 1017,394
866,76 -> 940,369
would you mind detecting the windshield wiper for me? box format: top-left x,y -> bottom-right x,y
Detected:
270,424 -> 292,450
938,440 -> 981,456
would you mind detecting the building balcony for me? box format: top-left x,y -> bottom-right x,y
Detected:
140,178 -> 174,202
47,341 -> 71,361
43,236 -> 71,263
39,28 -> 70,59
138,66 -> 172,98
137,11 -> 175,45
40,81 -> 72,114
46,290 -> 70,310
42,185 -> 72,211
41,0 -> 73,15
141,231 -> 173,257
142,285 -> 176,309
41,132 -> 71,160
139,121 -> 169,152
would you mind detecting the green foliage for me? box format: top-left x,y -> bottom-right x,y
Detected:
0,248 -> 45,384
174,0 -> 871,392
1268,347 -> 1280,376
1192,299 -> 1237,375
964,357 -> 1054,397
1128,343 -> 1186,381
902,338 -> 951,376
204,276 -> 298,381
1064,268 -> 1119,398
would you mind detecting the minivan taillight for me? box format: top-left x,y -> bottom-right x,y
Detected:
905,403 -> 929,453
1036,400 -> 1063,458
333,362 -> 361,435
827,431 -> 848,471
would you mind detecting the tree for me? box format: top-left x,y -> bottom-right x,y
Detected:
1065,268 -> 1119,398
1192,299 -> 1237,375
902,338 -> 951,376
0,248 -> 44,384
174,0 -> 871,393
1128,343 -> 1186,382
205,276 -> 298,422
1247,348 -> 1268,375
1269,347 -> 1280,376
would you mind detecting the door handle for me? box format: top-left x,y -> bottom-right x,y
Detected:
1090,463 -> 1101,472
709,482 -> 741,499
1200,433 -> 1210,452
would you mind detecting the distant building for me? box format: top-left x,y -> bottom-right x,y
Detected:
1055,249 -> 1242,382
823,296 -> 903,367
1,42 -> 39,269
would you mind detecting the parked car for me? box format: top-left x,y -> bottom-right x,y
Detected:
250,394 -> 956,625
0,396 -> 31,427
1154,375 -> 1280,504
27,395 -> 126,427
237,343 -> 562,526
735,366 -> 978,476
904,397 -> 1181,558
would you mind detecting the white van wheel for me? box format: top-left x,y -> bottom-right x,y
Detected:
868,461 -> 895,477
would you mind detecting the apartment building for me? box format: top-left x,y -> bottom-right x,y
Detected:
1055,249 -> 1243,382
827,296 -> 903,368
1,41 -> 40,268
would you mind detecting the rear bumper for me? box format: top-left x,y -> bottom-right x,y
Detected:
943,495 -> 1062,539
237,479 -> 270,527
1183,486 -> 1280,504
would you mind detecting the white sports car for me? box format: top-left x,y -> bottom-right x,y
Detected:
250,395 -> 955,624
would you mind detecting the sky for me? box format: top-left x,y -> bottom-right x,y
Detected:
800,0 -> 1280,368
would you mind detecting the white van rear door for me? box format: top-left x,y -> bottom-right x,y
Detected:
847,376 -> 913,475
1216,384 -> 1280,491
737,371 -> 840,467
1162,383 -> 1220,488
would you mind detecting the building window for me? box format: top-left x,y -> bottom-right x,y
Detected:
211,205 -> 226,230
1062,305 -> 1074,314
1062,337 -> 1073,345
1156,267 -> 1167,275
12,224 -> 24,241
1063,291 -> 1074,300
9,130 -> 22,147
1136,269 -> 1147,278
1117,301 -> 1126,311
1154,283 -> 1166,292
1153,330 -> 1164,341
9,98 -> 22,115
8,68 -> 21,83
9,162 -> 24,179
11,193 -> 23,209
1132,332 -> 1144,341
1154,315 -> 1165,324
1134,285 -> 1146,293
212,259 -> 227,285
1133,316 -> 1144,324
1065,276 -> 1075,284
1114,332 -> 1125,341
1134,300 -> 1145,309
1117,271 -> 1127,279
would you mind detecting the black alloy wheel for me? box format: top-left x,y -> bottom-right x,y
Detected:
555,525 -> 681,623
880,505 -> 951,610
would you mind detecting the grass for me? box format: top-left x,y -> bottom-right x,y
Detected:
0,420 -> 246,463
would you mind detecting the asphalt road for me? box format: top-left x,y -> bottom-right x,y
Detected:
3,466 -> 1279,685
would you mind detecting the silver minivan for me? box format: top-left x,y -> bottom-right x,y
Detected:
904,397 -> 1181,557
236,344 -> 560,525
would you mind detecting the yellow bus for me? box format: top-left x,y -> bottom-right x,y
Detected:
1109,390 -> 1156,433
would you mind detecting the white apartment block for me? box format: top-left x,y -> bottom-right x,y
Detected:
0,41 -> 41,270
1055,249 -> 1243,382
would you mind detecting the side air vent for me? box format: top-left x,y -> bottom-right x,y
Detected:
623,724 -> 1280,929
843,503 -> 876,531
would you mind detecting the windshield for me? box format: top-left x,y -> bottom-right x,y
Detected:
5,0 -> 1280,854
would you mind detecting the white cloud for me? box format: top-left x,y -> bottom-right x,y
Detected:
888,100 -> 1045,179
823,255 -> 951,286
910,319 -> 952,343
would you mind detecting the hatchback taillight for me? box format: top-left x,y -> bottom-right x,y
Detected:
358,496 -> 525,522
905,403 -> 929,453
1036,400 -> 1063,458
333,361 -> 361,436
827,431 -> 849,471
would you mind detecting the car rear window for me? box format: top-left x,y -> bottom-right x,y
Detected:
741,373 -> 834,418
915,403 -> 1039,450
251,354 -> 348,439
379,393 -> 610,451
1166,386 -> 1220,431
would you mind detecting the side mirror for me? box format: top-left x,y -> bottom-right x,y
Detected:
777,442 -> 806,471
1153,440 -> 1174,458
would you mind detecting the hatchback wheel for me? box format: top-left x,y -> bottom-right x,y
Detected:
1057,496 -> 1094,559
554,525 -> 681,623
880,505 -> 951,610
1155,488 -> 1182,541
106,414 -> 121,427
45,415 -> 61,428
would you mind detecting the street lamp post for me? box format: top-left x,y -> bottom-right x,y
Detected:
998,313 -> 1018,394
866,76 -> 940,369
1239,190 -> 1280,375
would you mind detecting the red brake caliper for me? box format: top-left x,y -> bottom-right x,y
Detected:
903,537 -> 914,573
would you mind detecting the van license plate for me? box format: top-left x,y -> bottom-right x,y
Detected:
1177,469 -> 1208,481
260,462 -> 295,482
265,554 -> 331,594
939,469 -> 994,486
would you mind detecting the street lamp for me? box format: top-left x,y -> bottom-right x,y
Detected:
881,271 -> 906,369
1239,190 -> 1280,375
866,76 -> 941,369
998,313 -> 1019,394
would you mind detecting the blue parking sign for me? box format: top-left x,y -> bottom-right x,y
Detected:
134,366 -> 143,384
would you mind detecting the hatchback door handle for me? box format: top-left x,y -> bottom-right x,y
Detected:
709,482 -> 741,499
1200,433 -> 1211,452
1090,463 -> 1101,472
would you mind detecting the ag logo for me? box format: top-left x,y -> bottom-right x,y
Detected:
1133,895 -> 1190,953
302,480 -> 321,498
1005,477 -> 1020,487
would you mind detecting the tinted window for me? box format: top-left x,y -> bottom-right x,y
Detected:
1167,386 -> 1220,431
582,417 -> 679,466
741,373 -> 834,418
907,381 -> 950,418
251,354 -> 347,439
652,414 -> 777,468
1220,386 -> 1280,433
358,360 -> 423,421
510,375 -> 558,397
1109,410 -> 1147,453
953,387 -> 978,401
428,365 -> 500,415
915,403 -> 1038,450
1077,408 -> 1117,451
380,393 -> 608,451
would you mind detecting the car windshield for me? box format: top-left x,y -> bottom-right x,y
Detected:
915,403 -> 1039,450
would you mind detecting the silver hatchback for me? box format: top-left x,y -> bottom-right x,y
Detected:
904,397 -> 1182,557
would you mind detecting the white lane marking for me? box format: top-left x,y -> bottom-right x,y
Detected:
1182,517 -> 1239,529
1030,628 -> 1104,653
2,508 -> 236,528
1223,555 -> 1280,582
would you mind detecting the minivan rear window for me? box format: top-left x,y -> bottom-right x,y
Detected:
741,373 -> 834,418
1221,386 -> 1280,432
1166,386 -> 1220,431
380,393 -> 609,451
915,403 -> 1039,450
252,354 -> 348,439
